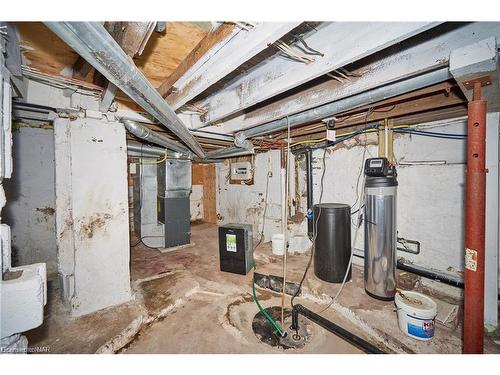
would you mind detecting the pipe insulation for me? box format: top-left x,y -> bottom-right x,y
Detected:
122,119 -> 191,156
44,22 -> 206,158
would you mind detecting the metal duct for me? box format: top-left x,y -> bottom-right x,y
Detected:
45,22 -> 206,158
122,119 -> 191,156
128,152 -> 162,158
205,146 -> 254,159
127,143 -> 166,156
236,67 -> 452,140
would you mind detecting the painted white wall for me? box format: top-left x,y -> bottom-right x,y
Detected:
190,185 -> 204,221
3,126 -> 57,279
54,117 -> 131,317
485,112 -> 499,327
217,151 -> 285,242
217,117 -> 499,292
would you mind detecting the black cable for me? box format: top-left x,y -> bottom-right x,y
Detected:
350,110 -> 371,215
291,147 -> 327,308
131,235 -> 165,249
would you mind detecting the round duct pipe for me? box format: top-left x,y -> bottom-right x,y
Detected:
121,118 -> 192,157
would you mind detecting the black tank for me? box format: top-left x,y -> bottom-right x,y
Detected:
313,203 -> 351,283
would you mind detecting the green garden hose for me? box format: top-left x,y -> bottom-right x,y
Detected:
251,263 -> 285,337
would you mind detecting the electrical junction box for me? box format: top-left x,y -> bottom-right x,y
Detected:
218,223 -> 253,275
129,162 -> 137,174
230,161 -> 253,181
326,129 -> 336,142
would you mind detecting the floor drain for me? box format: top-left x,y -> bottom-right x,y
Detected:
252,306 -> 312,350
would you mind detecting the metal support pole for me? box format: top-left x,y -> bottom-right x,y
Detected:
464,82 -> 487,354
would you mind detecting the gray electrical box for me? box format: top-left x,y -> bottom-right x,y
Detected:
218,223 -> 253,275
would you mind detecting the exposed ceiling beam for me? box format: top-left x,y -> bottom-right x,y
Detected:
45,22 -> 206,158
72,22 -> 156,82
197,22 -> 500,137
274,88 -> 466,142
156,22 -> 236,97
192,22 -> 442,126
72,56 -> 93,80
97,22 -> 157,112
239,68 -> 451,140
164,22 -> 302,110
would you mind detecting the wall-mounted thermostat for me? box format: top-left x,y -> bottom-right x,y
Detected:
230,161 -> 253,181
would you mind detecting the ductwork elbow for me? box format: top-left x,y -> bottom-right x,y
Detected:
121,118 -> 192,158
122,118 -> 150,139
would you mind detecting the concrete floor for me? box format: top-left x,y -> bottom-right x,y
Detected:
25,223 -> 500,354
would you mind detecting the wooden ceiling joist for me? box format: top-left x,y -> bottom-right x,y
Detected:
162,22 -> 303,111
196,22 -> 500,137
190,22 -> 442,127
156,22 -> 236,98
269,86 -> 466,144
72,22 -> 156,82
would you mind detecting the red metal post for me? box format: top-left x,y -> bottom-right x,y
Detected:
463,82 -> 487,354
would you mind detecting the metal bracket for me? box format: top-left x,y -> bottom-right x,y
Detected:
463,75 -> 492,90
449,37 -> 499,109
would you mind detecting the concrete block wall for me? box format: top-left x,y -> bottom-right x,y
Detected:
3,125 -> 57,279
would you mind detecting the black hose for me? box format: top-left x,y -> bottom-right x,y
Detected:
351,254 -> 500,297
396,260 -> 463,288
291,304 -> 386,354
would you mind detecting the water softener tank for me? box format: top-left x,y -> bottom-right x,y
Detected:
313,203 -> 351,283
363,157 -> 398,300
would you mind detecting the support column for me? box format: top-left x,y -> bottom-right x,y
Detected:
464,82 -> 487,353
54,117 -> 131,316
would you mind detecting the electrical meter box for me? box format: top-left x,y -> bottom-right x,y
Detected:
230,161 -> 253,181
218,223 -> 253,275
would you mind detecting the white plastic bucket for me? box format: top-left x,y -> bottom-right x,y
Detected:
395,290 -> 437,341
288,235 -> 312,254
271,234 -> 285,255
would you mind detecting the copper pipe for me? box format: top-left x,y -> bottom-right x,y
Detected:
463,83 -> 487,354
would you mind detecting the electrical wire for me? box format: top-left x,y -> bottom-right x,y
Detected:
317,185 -> 365,314
249,155 -> 286,337
290,122 -> 378,310
281,116 -> 291,329
140,150 -> 168,164
286,123 -> 466,152
312,120 -> 466,312
350,111 -> 372,218
393,128 -> 466,139
316,114 -> 371,313
289,137 -> 327,147
290,115 -> 374,312
254,157 -> 271,250
291,146 -> 327,309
